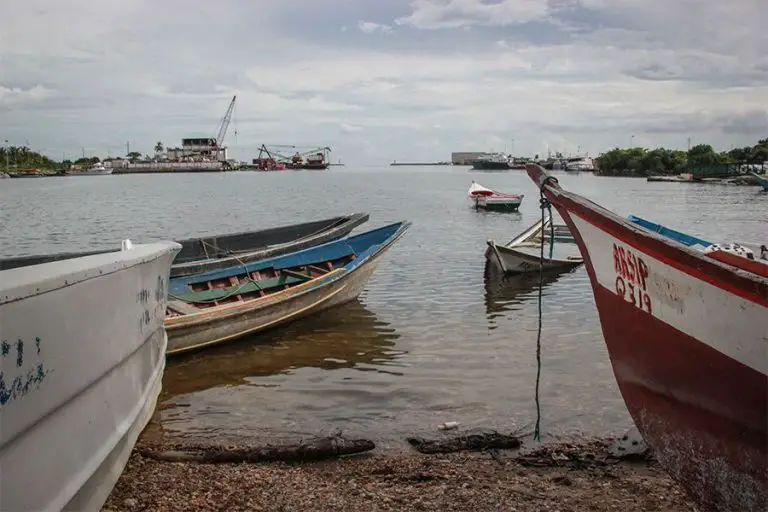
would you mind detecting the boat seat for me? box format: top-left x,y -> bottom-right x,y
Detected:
174,274 -> 310,303
167,300 -> 202,315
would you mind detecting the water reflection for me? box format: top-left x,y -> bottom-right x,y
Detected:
483,260 -> 576,322
160,300 -> 404,401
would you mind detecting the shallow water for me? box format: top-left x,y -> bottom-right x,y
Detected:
2,167 -> 765,450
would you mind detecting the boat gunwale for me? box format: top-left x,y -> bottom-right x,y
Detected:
0,242 -> 182,305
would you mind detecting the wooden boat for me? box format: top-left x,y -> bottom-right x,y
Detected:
525,163 -> 767,512
485,216 -> 583,274
0,239 -> 180,511
0,213 -> 370,277
468,181 -> 524,212
164,221 -> 411,355
750,171 -> 768,191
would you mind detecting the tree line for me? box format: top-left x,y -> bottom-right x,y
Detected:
595,138 -> 768,177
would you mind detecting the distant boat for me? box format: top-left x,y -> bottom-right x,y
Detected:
0,214 -> 370,278
750,171 -> 768,191
485,216 -> 583,274
525,163 -> 767,512
0,239 -> 180,511
468,181 -> 524,211
164,221 -> 411,355
65,162 -> 113,176
470,152 -> 510,171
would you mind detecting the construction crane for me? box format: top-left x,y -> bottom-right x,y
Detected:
213,95 -> 236,151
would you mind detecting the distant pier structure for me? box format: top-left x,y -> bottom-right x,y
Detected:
451,152 -> 486,165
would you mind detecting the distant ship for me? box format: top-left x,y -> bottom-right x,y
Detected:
470,152 -> 511,170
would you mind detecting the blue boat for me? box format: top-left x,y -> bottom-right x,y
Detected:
750,172 -> 768,191
164,221 -> 411,355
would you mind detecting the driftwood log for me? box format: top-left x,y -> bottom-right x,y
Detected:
138,436 -> 375,464
406,432 -> 521,454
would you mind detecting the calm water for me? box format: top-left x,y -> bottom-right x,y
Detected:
2,167 -> 765,450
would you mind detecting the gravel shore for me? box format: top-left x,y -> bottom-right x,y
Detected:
104,435 -> 695,512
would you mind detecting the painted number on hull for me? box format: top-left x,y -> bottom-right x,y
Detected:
0,337 -> 49,408
613,243 -> 652,314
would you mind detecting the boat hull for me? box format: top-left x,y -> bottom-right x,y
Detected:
526,164 -> 767,512
471,161 -> 509,170
0,241 -> 180,511
474,197 -> 522,211
165,224 -> 408,355
485,241 -> 583,274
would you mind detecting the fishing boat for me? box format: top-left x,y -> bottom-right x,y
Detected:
0,214 -> 370,277
525,163 -> 767,512
470,152 -> 511,171
485,216 -> 583,274
468,181 -> 524,212
164,221 -> 411,355
750,171 -> 768,191
0,239 -> 180,511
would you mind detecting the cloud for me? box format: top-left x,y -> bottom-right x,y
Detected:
395,0 -> 551,29
1,0 -> 766,163
358,20 -> 393,34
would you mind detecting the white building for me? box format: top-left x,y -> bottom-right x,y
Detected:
165,138 -> 227,162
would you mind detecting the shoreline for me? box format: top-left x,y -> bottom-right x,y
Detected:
103,430 -> 695,511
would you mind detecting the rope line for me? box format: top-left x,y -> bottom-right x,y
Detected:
534,192 -> 553,442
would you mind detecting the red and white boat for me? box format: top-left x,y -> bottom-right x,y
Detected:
525,163 -> 767,512
468,181 -> 524,212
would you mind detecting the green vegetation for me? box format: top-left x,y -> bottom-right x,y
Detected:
595,138 -> 768,177
0,146 -> 61,171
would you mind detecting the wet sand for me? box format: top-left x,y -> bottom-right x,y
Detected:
103,435 -> 694,512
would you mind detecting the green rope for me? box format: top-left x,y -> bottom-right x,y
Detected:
549,215 -> 555,260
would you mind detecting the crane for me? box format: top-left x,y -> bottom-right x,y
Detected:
213,95 -> 236,151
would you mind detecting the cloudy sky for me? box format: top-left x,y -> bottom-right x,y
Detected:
1,0 -> 766,164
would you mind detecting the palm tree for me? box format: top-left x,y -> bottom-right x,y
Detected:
154,141 -> 164,153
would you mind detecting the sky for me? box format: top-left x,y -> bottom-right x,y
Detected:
1,0 -> 766,164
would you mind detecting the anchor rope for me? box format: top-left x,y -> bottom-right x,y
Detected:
535,191 -> 553,442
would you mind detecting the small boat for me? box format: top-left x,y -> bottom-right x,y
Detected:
164,221 -> 411,355
485,216 -> 583,274
468,181 -> 524,212
750,171 -> 768,191
0,214 -> 370,277
0,239 -> 180,511
65,162 -> 113,175
525,163 -> 767,512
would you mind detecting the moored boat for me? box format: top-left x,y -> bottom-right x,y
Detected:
164,221 -> 411,355
0,213 -> 370,277
65,162 -> 113,176
525,163 -> 767,512
470,152 -> 511,171
468,181 -> 524,212
0,239 -> 180,511
485,216 -> 583,274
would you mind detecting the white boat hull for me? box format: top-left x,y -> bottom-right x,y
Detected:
485,240 -> 583,274
0,241 -> 180,511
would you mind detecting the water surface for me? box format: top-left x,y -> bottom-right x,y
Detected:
2,166 -> 764,449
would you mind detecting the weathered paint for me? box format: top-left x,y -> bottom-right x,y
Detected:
0,337 -> 49,408
0,241 -> 180,512
525,163 -> 768,512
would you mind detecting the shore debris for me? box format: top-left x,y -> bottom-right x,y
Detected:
138,435 -> 375,464
406,432 -> 521,454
